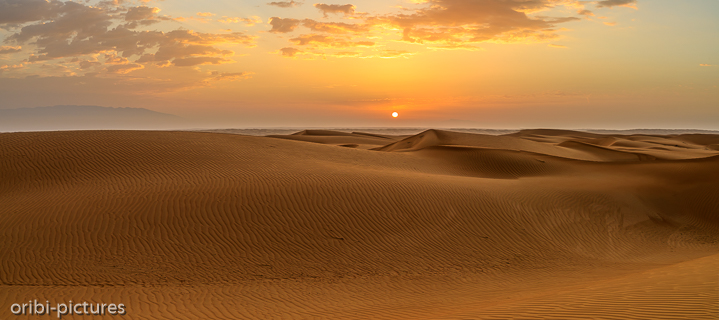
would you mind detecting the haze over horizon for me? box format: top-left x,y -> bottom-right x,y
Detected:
1,0 -> 717,129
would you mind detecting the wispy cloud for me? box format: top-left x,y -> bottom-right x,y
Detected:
314,4 -> 356,18
268,0 -> 303,8
208,71 -> 254,82
302,19 -> 370,34
596,0 -> 638,9
218,16 -> 262,26
369,50 -> 415,59
0,45 -> 22,54
578,10 -> 595,17
289,34 -> 374,47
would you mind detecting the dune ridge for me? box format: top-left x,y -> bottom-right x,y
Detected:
1,129 -> 718,319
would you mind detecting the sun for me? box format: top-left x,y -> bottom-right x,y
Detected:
392,112 -> 399,118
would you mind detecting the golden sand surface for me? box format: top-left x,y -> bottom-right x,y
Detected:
1,129 -> 718,319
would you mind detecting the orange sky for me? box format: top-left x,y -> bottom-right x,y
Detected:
0,0 -> 717,128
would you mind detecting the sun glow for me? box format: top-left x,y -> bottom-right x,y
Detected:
392,112 -> 398,118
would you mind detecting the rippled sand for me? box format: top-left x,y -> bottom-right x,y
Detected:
2,129 -> 718,319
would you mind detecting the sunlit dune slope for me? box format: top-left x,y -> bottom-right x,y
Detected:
1,129 -> 718,319
373,129 -> 718,161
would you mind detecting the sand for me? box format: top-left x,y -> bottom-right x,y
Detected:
1,129 -> 718,319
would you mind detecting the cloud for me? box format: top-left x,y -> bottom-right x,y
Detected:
131,31 -> 251,66
172,57 -> 232,67
11,25 -> 254,63
331,51 -> 361,57
266,0 -> 597,58
38,63 -> 76,76
700,64 -> 715,67
301,19 -> 369,34
0,63 -> 24,75
106,63 -> 144,74
125,6 -> 160,21
79,60 -> 101,69
276,47 -> 411,60
603,21 -> 617,26
7,2 -> 113,44
289,34 -> 374,47
314,4 -> 356,18
377,0 -> 581,46
596,0 -> 637,9
3,1 -> 255,62
427,44 -> 483,51
0,0 -> 64,25
197,12 -> 215,17
104,53 -> 130,65
0,0 -> 256,86
209,71 -> 254,82
279,47 -> 303,57
371,50 -> 414,59
513,0 -> 585,14
0,45 -> 21,54
268,0 -> 302,8
268,17 -> 301,33
218,16 -> 262,26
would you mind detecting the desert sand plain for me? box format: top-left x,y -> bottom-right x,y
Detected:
1,129 -> 718,319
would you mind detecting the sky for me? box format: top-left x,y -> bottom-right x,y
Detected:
0,0 -> 717,129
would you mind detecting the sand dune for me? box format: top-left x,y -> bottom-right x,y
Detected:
268,129 -> 403,149
1,129 -> 718,319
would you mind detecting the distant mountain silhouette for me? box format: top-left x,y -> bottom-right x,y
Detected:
0,105 -> 186,132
